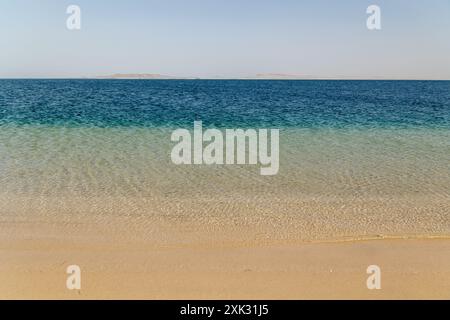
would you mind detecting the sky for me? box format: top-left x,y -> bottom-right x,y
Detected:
1,0 -> 450,79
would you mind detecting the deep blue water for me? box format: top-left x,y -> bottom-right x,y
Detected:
0,79 -> 449,128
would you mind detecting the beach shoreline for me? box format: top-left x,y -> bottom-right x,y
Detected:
1,79 -> 449,299
1,214 -> 450,300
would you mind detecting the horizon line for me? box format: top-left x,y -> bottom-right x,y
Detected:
1,77 -> 449,81
0,77 -> 450,81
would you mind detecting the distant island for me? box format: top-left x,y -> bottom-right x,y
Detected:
96,73 -> 196,80
94,73 -> 318,80
249,73 -> 320,80
92,73 -> 410,80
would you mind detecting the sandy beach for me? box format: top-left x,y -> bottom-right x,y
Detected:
1,196 -> 449,300
1,229 -> 450,299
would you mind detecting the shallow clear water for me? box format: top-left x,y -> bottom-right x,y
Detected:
0,80 -> 449,239
0,125 -> 449,199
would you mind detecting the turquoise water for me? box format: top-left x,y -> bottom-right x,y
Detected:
1,80 -> 449,238
0,80 -> 449,198
1,80 -> 449,128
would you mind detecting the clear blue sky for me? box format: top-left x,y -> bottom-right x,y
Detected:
1,0 -> 449,79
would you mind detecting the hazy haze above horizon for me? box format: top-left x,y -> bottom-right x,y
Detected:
1,0 -> 450,79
